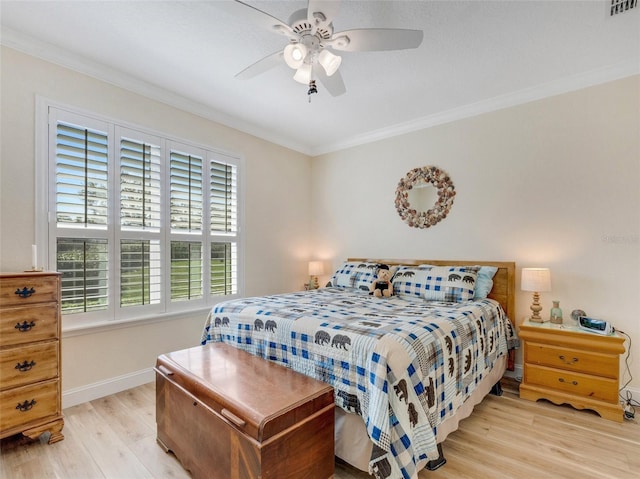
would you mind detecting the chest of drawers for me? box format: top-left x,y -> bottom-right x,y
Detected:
0,272 -> 64,443
519,320 -> 625,422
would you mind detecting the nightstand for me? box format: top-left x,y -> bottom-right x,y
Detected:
519,319 -> 625,422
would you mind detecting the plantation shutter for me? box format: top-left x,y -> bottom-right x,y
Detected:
55,121 -> 110,314
170,151 -> 203,231
170,241 -> 203,301
120,138 -> 161,230
56,238 -> 109,313
55,122 -> 108,226
120,239 -> 161,306
209,158 -> 238,296
210,242 -> 236,296
46,107 -> 242,325
210,161 -> 237,233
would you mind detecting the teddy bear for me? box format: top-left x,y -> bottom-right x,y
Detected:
370,264 -> 393,298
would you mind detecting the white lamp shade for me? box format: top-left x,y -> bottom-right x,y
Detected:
318,49 -> 342,76
521,268 -> 551,292
284,43 -> 307,69
308,261 -> 324,276
293,63 -> 312,84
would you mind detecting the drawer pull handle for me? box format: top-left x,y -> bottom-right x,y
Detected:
15,287 -> 36,298
221,408 -> 246,428
15,320 -> 36,332
558,355 -> 578,365
157,365 -> 174,376
16,399 -> 37,412
558,378 -> 578,386
15,360 -> 36,372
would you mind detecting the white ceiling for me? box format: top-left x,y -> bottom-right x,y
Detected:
1,1 -> 639,155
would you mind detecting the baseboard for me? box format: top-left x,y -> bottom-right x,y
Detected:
503,364 -> 523,381
61,363 -> 640,415
62,367 -> 154,409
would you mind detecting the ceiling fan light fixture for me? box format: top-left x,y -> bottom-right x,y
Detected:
284,43 -> 307,69
293,63 -> 312,84
318,49 -> 342,76
231,1 -> 425,99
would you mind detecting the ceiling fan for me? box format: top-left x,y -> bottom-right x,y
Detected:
221,0 -> 424,100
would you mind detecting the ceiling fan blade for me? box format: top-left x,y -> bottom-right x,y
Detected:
235,51 -> 283,79
316,67 -> 346,97
329,28 -> 423,52
307,0 -> 340,26
217,0 -> 296,39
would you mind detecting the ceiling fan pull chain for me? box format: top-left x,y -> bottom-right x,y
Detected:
308,80 -> 318,102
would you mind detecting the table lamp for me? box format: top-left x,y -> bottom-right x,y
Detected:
521,268 -> 551,323
308,261 -> 324,290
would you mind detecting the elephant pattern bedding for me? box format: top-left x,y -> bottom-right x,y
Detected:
201,287 -> 516,479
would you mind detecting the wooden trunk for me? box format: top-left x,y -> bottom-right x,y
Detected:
155,343 -> 335,479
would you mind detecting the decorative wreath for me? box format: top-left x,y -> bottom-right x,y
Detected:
395,166 -> 456,229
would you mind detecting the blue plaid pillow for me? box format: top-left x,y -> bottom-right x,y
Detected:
329,262 -> 385,291
393,265 -> 479,302
391,265 -> 434,298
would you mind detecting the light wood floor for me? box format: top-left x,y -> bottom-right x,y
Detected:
1,380 -> 638,479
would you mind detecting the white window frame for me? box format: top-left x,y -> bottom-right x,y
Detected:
35,98 -> 244,332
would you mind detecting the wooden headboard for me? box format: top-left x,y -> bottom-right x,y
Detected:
347,258 -> 516,324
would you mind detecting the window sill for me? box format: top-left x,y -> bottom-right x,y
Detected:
62,306 -> 212,338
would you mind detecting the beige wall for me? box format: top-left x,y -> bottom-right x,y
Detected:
311,76 -> 640,388
0,47 -> 312,400
2,45 -> 638,400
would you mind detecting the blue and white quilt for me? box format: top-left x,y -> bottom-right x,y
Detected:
201,287 -> 517,479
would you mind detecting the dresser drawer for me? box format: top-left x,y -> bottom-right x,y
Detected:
0,275 -> 59,307
524,364 -> 618,403
0,341 -> 59,390
0,379 -> 59,432
525,343 -> 619,379
0,303 -> 58,347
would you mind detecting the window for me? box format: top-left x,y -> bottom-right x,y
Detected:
44,106 -> 242,327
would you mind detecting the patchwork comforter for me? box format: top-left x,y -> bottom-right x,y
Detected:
200,287 -> 517,479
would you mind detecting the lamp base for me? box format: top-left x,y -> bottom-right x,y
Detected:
528,316 -> 547,323
528,292 -> 547,323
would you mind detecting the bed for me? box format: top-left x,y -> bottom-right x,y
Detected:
200,258 -> 517,479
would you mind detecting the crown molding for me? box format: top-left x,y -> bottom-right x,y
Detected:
310,59 -> 640,156
0,27 -> 313,156
3,27 -> 637,158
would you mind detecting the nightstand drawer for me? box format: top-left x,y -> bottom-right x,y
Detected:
0,341 -> 59,390
0,276 -> 59,307
0,379 -> 59,432
526,343 -> 619,378
0,303 -> 59,347
524,364 -> 618,403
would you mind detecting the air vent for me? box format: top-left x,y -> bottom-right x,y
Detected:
610,0 -> 637,16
